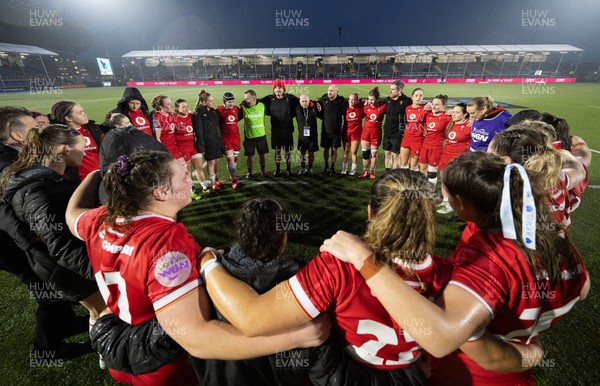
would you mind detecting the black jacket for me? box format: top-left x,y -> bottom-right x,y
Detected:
260,94 -> 299,134
383,93 -> 413,138
221,243 -> 299,295
295,103 -> 320,141
90,315 -> 181,375
104,87 -> 153,133
193,245 -> 327,386
192,105 -> 225,160
318,94 -> 346,135
0,143 -> 18,171
0,144 -> 40,284
1,165 -> 94,299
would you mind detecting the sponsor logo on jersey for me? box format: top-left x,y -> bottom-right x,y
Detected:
349,112 -> 356,119
428,122 -> 436,129
409,113 -> 416,120
369,113 -> 377,121
84,136 -> 91,146
135,116 -> 146,126
154,251 -> 192,287
448,131 -> 457,140
186,125 -> 193,133
228,115 -> 235,122
472,131 -> 489,141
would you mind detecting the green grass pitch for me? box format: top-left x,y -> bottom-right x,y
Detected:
0,83 -> 598,385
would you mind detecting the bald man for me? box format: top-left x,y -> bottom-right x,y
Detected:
317,85 -> 346,175
295,94 -> 320,176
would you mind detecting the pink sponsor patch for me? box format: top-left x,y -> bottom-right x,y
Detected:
154,252 -> 192,288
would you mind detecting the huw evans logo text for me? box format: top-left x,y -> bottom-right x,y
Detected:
275,10 -> 310,29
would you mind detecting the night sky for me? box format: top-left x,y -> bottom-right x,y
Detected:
4,0 -> 600,61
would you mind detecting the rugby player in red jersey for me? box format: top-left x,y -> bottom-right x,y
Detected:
341,92 -> 364,176
400,88 -> 428,171
67,151 -> 329,385
152,95 -> 183,162
51,101 -> 105,181
418,95 -> 452,186
216,92 -> 242,188
321,152 -> 590,386
437,103 -> 471,214
358,87 -> 386,180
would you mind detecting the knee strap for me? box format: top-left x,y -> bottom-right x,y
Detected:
362,149 -> 371,160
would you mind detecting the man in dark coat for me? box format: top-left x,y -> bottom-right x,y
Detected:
318,85 -> 346,175
260,80 -> 299,176
382,80 -> 413,170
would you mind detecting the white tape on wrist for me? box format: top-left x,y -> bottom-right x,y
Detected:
199,250 -> 221,280
201,258 -> 221,280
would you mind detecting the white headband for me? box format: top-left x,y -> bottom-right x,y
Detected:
499,164 -> 536,250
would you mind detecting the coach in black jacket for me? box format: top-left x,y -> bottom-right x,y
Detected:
261,80 -> 299,176
382,80 -> 412,170
318,85 -> 346,175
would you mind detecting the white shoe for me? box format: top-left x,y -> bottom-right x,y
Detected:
99,355 -> 107,369
340,168 -> 347,175
437,202 -> 453,214
348,169 -> 356,176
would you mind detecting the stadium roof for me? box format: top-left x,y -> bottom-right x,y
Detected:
122,44 -> 583,59
0,42 -> 58,56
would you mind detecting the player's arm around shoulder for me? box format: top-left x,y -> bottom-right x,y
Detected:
199,251 -> 311,337
155,283 -> 328,360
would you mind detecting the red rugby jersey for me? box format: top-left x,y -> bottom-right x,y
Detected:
74,206 -> 202,325
442,120 -> 471,156
153,112 -> 177,147
288,251 -> 451,370
404,104 -> 427,137
75,126 -> 100,181
128,109 -> 153,136
216,105 -> 242,138
423,112 -> 452,150
174,112 -> 195,145
436,229 -> 587,385
362,103 -> 386,135
345,102 -> 365,135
